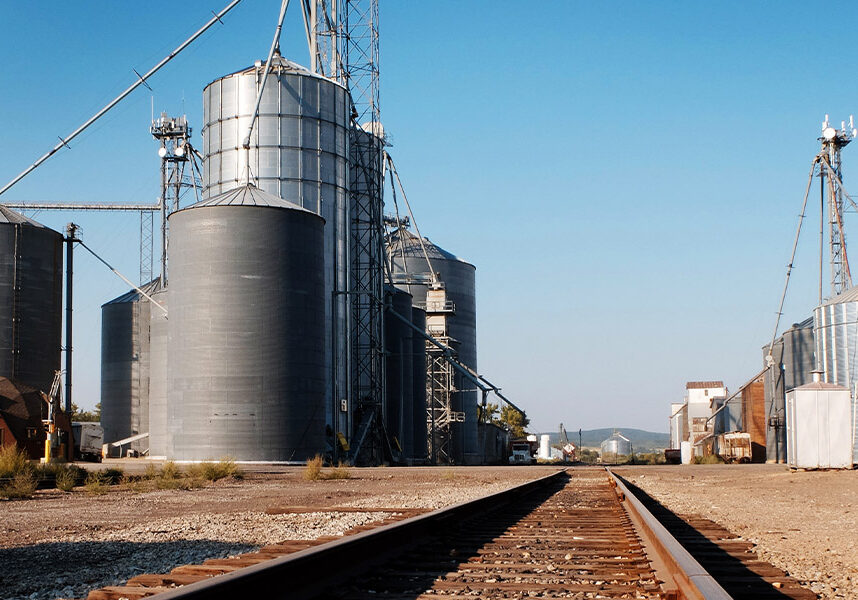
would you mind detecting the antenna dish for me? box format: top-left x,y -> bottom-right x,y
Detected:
823,126 -> 838,140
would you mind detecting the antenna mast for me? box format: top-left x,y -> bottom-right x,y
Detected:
820,114 -> 856,296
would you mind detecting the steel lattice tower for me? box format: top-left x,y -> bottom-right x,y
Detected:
338,0 -> 386,463
820,121 -> 853,296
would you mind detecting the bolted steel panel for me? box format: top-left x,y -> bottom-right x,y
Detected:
202,56 -> 349,442
0,207 -> 63,394
166,188 -> 326,461
148,288 -> 168,457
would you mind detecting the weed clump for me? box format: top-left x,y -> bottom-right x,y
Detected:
84,471 -> 109,495
304,455 -> 351,480
54,464 -> 83,491
2,472 -> 38,499
0,446 -> 32,479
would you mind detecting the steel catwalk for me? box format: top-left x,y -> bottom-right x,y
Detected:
100,279 -> 160,453
166,185 -> 326,461
202,54 -> 350,440
387,229 -> 478,463
0,207 -> 63,394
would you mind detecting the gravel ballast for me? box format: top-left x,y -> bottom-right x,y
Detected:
0,465 -> 549,600
617,464 -> 858,600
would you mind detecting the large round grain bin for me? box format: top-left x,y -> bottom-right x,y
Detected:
166,184 -> 326,461
600,431 -> 632,463
100,279 -> 160,454
202,52 -> 349,436
387,228 -> 478,464
814,285 -> 858,462
0,207 -> 63,394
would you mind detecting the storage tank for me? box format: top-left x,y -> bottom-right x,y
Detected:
202,52 -> 349,446
0,207 -> 63,394
814,287 -> 858,462
411,306 -> 428,461
763,317 -> 814,463
147,288 -> 168,457
600,431 -> 632,463
387,228 -> 478,464
166,184 -> 326,461
100,279 -> 160,454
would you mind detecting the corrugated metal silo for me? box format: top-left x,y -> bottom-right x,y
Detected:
411,306 -> 428,461
147,288 -> 168,457
600,432 -> 632,462
202,53 -> 350,437
166,184 -> 326,461
384,286 -> 413,459
814,287 -> 858,462
388,228 -> 478,463
0,207 -> 63,394
100,279 -> 160,453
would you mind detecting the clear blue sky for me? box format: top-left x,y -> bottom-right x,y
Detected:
2,1 -> 857,434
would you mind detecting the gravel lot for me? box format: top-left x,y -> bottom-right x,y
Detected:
616,464 -> 858,600
0,464 -> 550,600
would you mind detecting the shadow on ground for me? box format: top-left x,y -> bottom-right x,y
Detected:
0,539 -> 256,600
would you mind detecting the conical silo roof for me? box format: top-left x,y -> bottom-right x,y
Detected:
386,228 -> 473,266
820,285 -> 858,306
0,205 -> 52,229
178,183 -> 322,219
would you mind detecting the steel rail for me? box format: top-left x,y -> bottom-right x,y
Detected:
607,469 -> 732,600
146,469 -> 567,600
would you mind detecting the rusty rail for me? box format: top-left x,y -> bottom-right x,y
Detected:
607,468 -> 732,600
92,468 -> 739,600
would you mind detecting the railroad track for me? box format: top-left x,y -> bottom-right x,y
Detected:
80,468 -> 814,600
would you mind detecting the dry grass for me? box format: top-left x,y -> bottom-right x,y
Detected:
304,455 -> 351,480
54,465 -> 82,492
187,459 -> 243,482
0,446 -> 32,479
83,471 -> 109,495
2,472 -> 38,499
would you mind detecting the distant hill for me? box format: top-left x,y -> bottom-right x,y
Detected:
537,428 -> 669,452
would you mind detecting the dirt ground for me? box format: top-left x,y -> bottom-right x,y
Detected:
0,464 -> 554,600
616,464 -> 858,600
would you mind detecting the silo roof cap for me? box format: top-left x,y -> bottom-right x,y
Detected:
820,285 -> 858,306
175,184 -> 323,221
216,52 -> 346,88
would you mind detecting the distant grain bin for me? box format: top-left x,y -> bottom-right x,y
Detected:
387,228 -> 478,464
100,279 -> 160,454
600,431 -> 632,463
202,52 -> 350,435
165,184 -> 325,461
0,207 -> 63,394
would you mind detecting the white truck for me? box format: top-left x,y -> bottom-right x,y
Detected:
72,422 -> 103,462
509,441 -> 536,464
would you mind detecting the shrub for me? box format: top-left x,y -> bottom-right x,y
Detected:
304,455 -> 324,481
327,462 -> 351,480
142,463 -> 159,480
84,471 -> 109,495
0,446 -> 32,479
160,461 -> 181,480
101,468 -> 124,485
2,472 -> 38,499
692,454 -> 724,465
55,465 -> 83,492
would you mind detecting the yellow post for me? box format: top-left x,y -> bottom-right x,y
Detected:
42,423 -> 55,464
